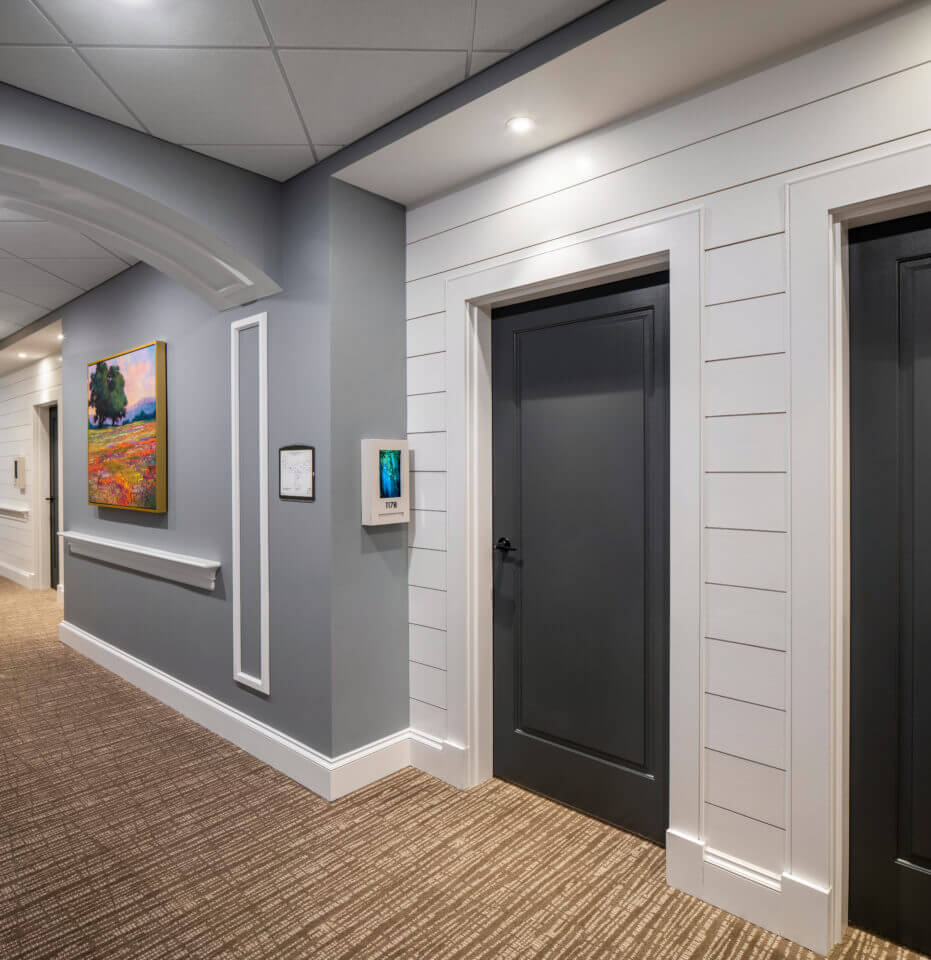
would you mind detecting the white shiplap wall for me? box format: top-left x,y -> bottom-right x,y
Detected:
401,4 -> 931,948
0,356 -> 61,587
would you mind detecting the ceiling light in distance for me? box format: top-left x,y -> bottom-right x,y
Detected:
57,333 -> 64,341
506,116 -> 535,134
17,353 -> 27,359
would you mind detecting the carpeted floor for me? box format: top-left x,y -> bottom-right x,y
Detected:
0,579 -> 924,960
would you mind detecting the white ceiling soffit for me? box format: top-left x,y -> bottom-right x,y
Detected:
0,0 -> 624,183
0,146 -> 281,311
0,316 -> 62,379
336,0 -> 908,206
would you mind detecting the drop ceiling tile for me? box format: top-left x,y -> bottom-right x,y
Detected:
186,144 -> 315,181
281,49 -> 467,146
469,50 -> 511,76
473,0 -> 604,51
0,222 -> 110,259
315,145 -> 344,161
0,260 -> 83,309
0,46 -> 143,129
84,48 -> 307,145
38,0 -> 266,45
260,0 -> 474,49
26,258 -> 127,289
0,1 -> 64,43
0,290 -> 47,329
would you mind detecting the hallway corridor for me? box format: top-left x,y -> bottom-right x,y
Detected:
0,578 -> 920,960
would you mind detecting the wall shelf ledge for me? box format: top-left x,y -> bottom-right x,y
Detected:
61,531 -> 220,591
0,500 -> 30,521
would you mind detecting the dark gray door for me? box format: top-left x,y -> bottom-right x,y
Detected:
48,404 -> 59,590
491,274 -> 669,842
849,212 -> 931,956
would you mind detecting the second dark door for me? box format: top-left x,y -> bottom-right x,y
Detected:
491,273 -> 669,842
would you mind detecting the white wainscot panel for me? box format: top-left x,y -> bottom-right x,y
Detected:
410,623 -> 446,670
410,697 -> 446,740
704,802 -> 785,876
705,583 -> 787,650
407,313 -> 445,356
704,179 -> 785,250
706,693 -> 785,769
409,509 -> 447,550
705,528 -> 787,591
706,638 -> 785,710
704,473 -> 786,532
704,295 -> 786,361
407,275 -> 444,320
409,432 -> 446,471
410,661 -> 447,709
408,546 -> 446,591
704,413 -> 787,472
705,749 -> 785,828
704,354 -> 786,417
407,352 -> 446,395
705,234 -> 786,305
409,585 -> 446,630
407,393 -> 446,433
411,472 -> 446,511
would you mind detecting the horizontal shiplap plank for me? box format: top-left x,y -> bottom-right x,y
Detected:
705,749 -> 785,828
407,352 -> 446,396
706,638 -> 785,710
408,509 -> 446,551
704,802 -> 785,876
409,432 -> 446,472
407,313 -> 445,356
409,623 -> 446,670
704,354 -> 786,417
705,235 -> 785,305
409,585 -> 446,630
410,661 -> 447,709
705,528 -> 787,591
704,413 -> 787,473
705,583 -> 787,651
407,275 -> 444,320
704,179 -> 785,251
410,698 -> 446,740
706,693 -> 785,769
408,546 -> 446,591
704,294 -> 786,361
407,393 -> 446,433
704,473 -> 786,532
411,472 -> 446,511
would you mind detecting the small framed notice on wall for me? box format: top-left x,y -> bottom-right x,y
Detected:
279,445 -> 315,501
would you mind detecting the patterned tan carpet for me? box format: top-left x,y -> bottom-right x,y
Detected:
0,578 -> 924,960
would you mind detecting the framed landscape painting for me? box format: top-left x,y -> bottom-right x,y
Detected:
87,341 -> 166,512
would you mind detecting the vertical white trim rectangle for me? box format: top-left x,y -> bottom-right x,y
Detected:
231,312 -> 270,694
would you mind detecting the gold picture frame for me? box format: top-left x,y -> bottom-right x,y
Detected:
87,340 -> 166,513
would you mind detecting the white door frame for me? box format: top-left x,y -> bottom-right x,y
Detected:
31,390 -> 62,593
787,135 -> 931,950
441,209 -> 704,837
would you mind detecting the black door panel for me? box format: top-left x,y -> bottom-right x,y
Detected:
492,274 -> 669,842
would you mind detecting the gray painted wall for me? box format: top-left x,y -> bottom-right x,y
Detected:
50,116 -> 406,758
329,180 -> 408,755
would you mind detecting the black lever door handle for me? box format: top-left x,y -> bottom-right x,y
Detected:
494,537 -> 517,554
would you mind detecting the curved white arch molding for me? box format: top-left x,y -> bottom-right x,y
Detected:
0,145 -> 281,311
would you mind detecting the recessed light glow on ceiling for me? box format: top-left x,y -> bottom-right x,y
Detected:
506,116 -> 535,135
17,353 -> 27,359
57,333 -> 64,341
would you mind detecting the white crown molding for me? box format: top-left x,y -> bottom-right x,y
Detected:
61,531 -> 220,592
59,621 -> 418,802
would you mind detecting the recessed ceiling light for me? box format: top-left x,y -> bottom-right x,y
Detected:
17,352 -> 27,359
57,333 -> 64,341
506,116 -> 535,134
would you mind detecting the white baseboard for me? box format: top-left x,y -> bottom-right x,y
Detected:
56,582 -> 64,607
0,558 -> 34,588
59,620 -> 415,802
665,828 -> 832,955
409,733 -> 470,789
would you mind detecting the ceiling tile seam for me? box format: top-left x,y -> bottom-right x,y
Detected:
251,0 -> 317,163
464,0 -> 479,80
0,282 -> 57,312
27,0 -> 154,135
14,257 -> 91,292
6,44 -> 486,53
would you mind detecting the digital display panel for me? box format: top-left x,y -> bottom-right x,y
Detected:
379,449 -> 402,499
